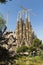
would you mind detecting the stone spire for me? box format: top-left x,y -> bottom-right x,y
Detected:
19,12 -> 23,41
26,12 -> 29,42
25,11 -> 33,45
15,10 -> 33,47
23,23 -> 26,39
16,21 -> 19,39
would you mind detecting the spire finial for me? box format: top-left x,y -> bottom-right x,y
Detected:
17,14 -> 19,22
28,14 -> 30,22
26,11 -> 28,19
19,11 -> 22,19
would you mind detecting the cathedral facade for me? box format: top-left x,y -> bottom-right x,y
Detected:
15,11 -> 34,48
0,10 -> 34,52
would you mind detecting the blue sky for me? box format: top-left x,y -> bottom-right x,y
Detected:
0,0 -> 43,41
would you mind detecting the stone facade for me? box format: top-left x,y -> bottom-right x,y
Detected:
15,12 -> 34,47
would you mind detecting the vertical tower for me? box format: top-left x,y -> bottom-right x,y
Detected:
19,12 -> 23,41
25,11 -> 33,46
25,12 -> 30,43
16,21 -> 19,39
15,8 -> 33,47
23,23 -> 26,39
16,19 -> 20,47
28,22 -> 33,45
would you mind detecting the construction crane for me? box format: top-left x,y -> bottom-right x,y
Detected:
20,6 -> 36,18
20,6 -> 32,12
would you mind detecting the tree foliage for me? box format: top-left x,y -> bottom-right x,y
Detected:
29,46 -> 37,56
0,0 -> 12,3
32,38 -> 42,47
39,44 -> 43,50
17,46 -> 28,53
0,14 -> 7,38
0,15 -> 6,31
0,45 -> 15,64
0,46 -> 10,61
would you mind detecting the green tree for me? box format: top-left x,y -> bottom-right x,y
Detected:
28,46 -> 37,56
0,15 -> 6,31
32,38 -> 42,47
39,44 -> 43,50
0,14 -> 7,38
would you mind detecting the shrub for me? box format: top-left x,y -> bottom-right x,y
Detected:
29,46 -> 37,56
16,46 -> 28,53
